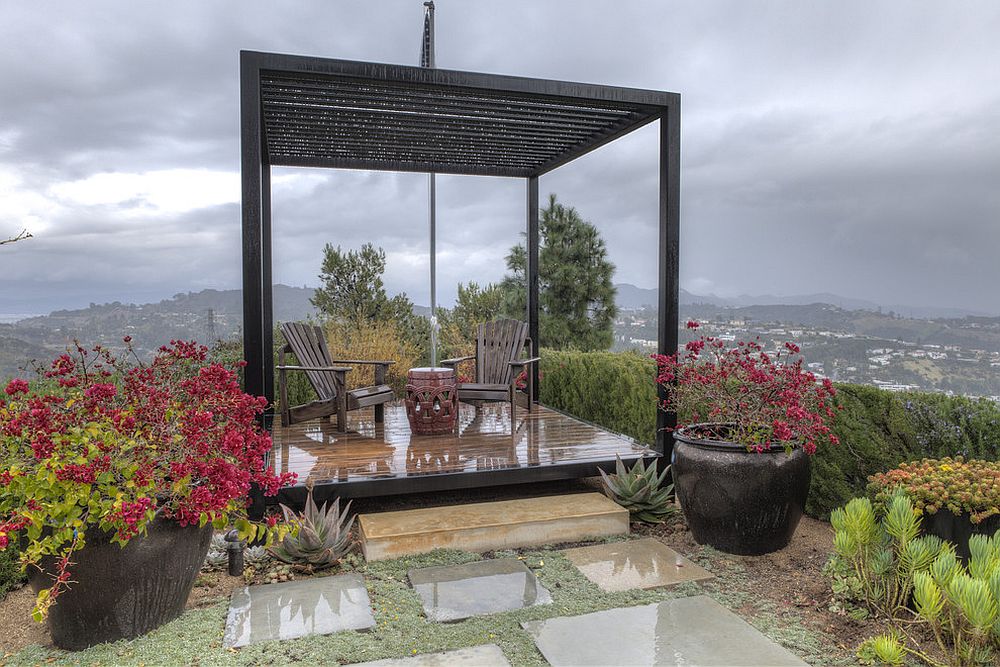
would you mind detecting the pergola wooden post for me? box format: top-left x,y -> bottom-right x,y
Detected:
240,50 -> 680,462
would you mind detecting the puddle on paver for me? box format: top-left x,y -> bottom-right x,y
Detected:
521,595 -> 808,666
562,538 -> 714,592
223,573 -> 375,647
353,644 -> 511,666
408,558 -> 552,622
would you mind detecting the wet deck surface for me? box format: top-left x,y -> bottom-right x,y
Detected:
269,401 -> 654,488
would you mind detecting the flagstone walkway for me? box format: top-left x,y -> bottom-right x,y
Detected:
221,538 -> 810,665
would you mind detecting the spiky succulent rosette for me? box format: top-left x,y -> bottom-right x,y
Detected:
268,491 -> 355,569
599,456 -> 676,523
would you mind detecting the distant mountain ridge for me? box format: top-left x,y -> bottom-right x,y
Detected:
614,283 -> 992,319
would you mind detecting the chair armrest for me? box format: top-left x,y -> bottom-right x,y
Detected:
276,365 -> 352,372
508,357 -> 541,367
440,355 -> 475,366
328,359 -> 395,366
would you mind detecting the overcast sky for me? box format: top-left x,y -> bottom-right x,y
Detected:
1,1 -> 999,315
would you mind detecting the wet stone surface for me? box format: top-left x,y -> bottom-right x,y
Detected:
562,538 -> 714,592
522,595 -> 808,666
353,644 -> 511,666
408,558 -> 552,622
223,573 -> 375,648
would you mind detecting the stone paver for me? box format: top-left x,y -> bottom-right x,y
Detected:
521,595 -> 808,666
562,538 -> 714,592
223,573 -> 374,648
408,558 -> 552,622
352,644 -> 511,666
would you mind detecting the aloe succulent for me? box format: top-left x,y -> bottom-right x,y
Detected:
599,456 -> 676,523
267,491 -> 355,569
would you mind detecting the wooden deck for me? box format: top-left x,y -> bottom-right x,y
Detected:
267,401 -> 658,502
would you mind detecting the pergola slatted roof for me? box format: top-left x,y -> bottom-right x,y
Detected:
248,52 -> 676,177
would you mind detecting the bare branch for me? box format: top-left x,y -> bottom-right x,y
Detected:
0,229 -> 32,246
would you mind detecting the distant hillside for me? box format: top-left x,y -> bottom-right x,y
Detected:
1,285 -> 318,378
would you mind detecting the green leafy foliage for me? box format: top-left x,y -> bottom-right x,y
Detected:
856,632 -> 907,666
268,490 -> 355,569
599,457 -> 676,523
501,194 -> 618,351
828,492 -> 945,617
912,531 -> 1000,665
0,543 -> 25,600
539,349 -> 657,445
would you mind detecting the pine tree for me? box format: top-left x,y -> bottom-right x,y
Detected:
500,194 -> 618,351
311,243 -> 414,324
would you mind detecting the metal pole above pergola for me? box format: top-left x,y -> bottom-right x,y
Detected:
239,50 -> 680,458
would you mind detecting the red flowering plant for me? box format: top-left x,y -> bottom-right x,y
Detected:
653,321 -> 840,454
0,340 -> 295,620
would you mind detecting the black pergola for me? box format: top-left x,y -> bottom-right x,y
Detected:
240,50 -> 680,458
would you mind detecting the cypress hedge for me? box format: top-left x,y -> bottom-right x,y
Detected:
538,349 -> 1000,519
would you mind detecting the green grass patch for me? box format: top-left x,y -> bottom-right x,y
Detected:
8,542 -> 849,666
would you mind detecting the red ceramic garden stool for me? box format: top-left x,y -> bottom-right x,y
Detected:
405,367 -> 458,435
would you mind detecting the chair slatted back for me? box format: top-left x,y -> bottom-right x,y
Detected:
475,319 -> 529,385
281,322 -> 339,400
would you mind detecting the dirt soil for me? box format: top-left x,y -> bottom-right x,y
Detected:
0,568 -> 243,658
641,513 -> 875,654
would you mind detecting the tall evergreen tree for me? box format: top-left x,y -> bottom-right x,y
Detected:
311,243 -> 414,324
500,194 -> 618,351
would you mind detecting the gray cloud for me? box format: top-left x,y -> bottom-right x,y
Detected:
2,1 -> 1000,314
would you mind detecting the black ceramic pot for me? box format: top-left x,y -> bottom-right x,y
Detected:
672,425 -> 811,556
923,510 -> 1000,562
29,517 -> 213,650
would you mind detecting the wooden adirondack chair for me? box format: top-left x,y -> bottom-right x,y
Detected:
277,322 -> 395,430
440,319 -> 539,421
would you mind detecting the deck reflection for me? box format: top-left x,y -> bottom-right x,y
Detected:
270,402 -> 653,487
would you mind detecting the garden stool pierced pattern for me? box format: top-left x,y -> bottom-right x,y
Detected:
405,367 -> 458,435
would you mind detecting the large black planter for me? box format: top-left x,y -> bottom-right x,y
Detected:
923,510 -> 1000,562
29,518 -> 213,650
672,425 -> 811,555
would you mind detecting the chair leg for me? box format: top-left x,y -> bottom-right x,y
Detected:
336,396 -> 348,433
509,385 -> 516,433
375,403 -> 384,424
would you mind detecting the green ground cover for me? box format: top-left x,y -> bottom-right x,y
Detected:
7,540 -> 850,666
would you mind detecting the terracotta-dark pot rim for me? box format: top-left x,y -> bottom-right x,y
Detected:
673,422 -> 800,454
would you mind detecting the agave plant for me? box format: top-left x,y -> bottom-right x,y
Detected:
267,490 -> 355,569
599,456 -> 676,524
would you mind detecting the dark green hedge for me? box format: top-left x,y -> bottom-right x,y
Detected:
540,349 -> 658,444
0,544 -> 24,601
538,349 -> 1000,519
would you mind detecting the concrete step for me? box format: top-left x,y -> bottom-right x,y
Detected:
358,492 -> 628,561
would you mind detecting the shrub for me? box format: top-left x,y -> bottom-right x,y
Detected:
540,349 -> 657,445
0,543 -> 24,600
828,491 -> 945,618
324,319 -> 420,394
869,457 -> 1000,523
